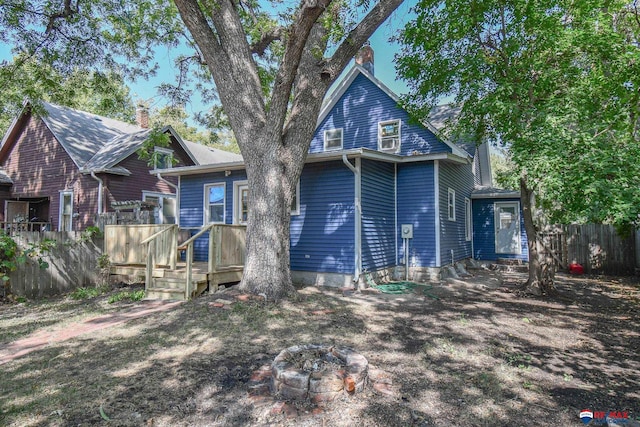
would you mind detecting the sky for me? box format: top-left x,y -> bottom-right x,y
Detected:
0,2 -> 416,125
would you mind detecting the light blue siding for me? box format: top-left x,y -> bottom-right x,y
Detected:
472,198 -> 528,261
361,159 -> 396,272
290,161 -> 355,274
439,162 -> 474,265
396,162 -> 437,268
311,73 -> 451,156
179,169 -> 247,261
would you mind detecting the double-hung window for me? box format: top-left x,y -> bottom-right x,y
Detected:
154,147 -> 174,169
205,183 -> 225,223
233,180 -> 300,224
378,119 -> 401,152
324,129 -> 343,150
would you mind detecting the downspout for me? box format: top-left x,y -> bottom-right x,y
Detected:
434,160 -> 441,266
90,172 -> 103,214
157,173 -> 179,225
342,154 -> 362,286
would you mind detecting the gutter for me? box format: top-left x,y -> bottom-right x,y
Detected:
89,172 -> 104,214
155,148 -> 470,177
342,154 -> 362,286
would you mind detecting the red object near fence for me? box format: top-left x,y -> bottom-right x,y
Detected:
569,262 -> 584,275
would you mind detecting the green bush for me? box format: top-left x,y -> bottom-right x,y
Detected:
70,287 -> 104,300
108,289 -> 145,304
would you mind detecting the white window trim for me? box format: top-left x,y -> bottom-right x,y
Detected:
154,146 -> 174,169
142,191 -> 177,224
494,201 -> 522,255
233,180 -> 300,223
465,197 -> 472,241
233,180 -> 249,225
447,188 -> 456,221
204,183 -> 225,224
323,128 -> 343,151
378,119 -> 401,152
59,190 -> 74,231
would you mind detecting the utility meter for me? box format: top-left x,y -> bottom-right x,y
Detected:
401,224 -> 413,239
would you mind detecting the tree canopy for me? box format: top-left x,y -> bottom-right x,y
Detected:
397,0 -> 640,230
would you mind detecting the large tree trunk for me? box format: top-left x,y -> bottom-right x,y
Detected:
239,144 -> 300,300
520,176 -> 556,295
173,0 -> 405,300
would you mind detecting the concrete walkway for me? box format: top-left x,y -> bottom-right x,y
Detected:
0,300 -> 183,365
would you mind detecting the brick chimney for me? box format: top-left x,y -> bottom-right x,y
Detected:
136,105 -> 149,129
355,42 -> 374,75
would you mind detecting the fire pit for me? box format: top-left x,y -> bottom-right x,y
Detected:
270,344 -> 368,405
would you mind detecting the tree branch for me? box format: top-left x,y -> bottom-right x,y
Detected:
173,0 -> 266,142
326,0 -> 404,80
45,0 -> 79,33
267,0 -> 333,134
251,27 -> 285,56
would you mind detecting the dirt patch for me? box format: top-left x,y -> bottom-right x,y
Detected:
1,270 -> 639,426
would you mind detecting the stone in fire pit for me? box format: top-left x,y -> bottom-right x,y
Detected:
271,344 -> 368,405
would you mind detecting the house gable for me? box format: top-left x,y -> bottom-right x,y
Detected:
312,68 -> 461,157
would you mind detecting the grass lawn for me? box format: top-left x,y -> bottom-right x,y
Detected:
0,270 -> 638,426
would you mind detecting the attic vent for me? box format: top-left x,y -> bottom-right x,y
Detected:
94,117 -> 102,122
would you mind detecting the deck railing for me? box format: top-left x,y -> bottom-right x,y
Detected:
140,225 -> 179,293
0,221 -> 51,234
105,223 -> 246,300
104,224 -> 178,266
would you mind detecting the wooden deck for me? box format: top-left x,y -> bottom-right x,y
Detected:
106,224 -> 246,300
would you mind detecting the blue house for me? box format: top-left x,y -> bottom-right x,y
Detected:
158,64 -> 527,287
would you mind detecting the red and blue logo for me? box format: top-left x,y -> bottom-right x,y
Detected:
580,409 -> 593,424
580,409 -> 630,425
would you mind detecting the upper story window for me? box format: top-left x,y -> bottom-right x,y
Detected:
448,188 -> 456,221
205,183 -> 225,224
154,147 -> 174,169
378,119 -> 401,152
324,128 -> 343,150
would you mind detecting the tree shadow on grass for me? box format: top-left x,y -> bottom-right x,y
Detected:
1,270 -> 639,426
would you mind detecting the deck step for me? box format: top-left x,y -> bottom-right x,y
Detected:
159,270 -> 207,281
145,287 -> 187,301
152,277 -> 190,289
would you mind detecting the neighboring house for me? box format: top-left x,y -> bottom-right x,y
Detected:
158,56 -> 527,285
0,101 -> 241,231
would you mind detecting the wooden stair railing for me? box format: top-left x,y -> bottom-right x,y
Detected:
140,224 -> 246,300
175,224 -> 216,299
140,224 -> 178,294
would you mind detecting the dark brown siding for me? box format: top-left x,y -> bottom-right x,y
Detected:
1,117 -> 196,228
101,135 -> 189,208
1,116 -> 97,230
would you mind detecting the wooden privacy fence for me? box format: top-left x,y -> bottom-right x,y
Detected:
539,224 -> 636,275
104,224 -> 177,266
8,232 -> 103,298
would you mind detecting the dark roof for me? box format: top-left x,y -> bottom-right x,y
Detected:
426,104 -> 461,133
181,139 -> 242,165
41,102 -> 145,171
0,168 -> 13,185
1,101 -> 242,174
471,187 -> 520,199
